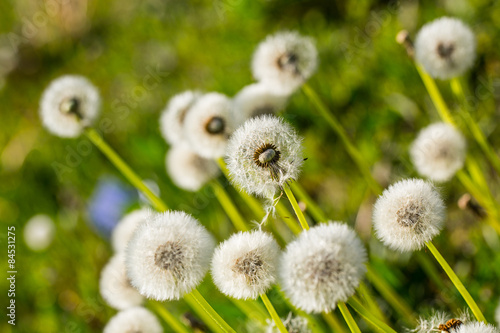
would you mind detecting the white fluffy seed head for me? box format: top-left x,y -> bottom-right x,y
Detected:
111,209 -> 150,253
455,322 -> 500,333
225,115 -> 303,199
159,90 -> 201,145
280,222 -> 367,313
184,92 -> 234,159
40,75 -> 100,138
211,230 -> 280,300
410,310 -> 470,333
415,17 -> 476,80
410,122 -> 466,182
23,214 -> 55,251
252,31 -> 318,94
99,254 -> 144,310
232,83 -> 289,127
266,313 -> 312,333
125,211 -> 215,301
373,179 -> 446,252
166,142 -> 220,192
103,306 -> 162,333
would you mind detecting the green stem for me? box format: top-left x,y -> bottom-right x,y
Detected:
357,282 -> 388,324
230,299 -> 268,326
260,293 -> 289,333
322,312 -> 348,333
283,184 -> 310,231
347,298 -> 397,333
211,180 -> 249,232
275,201 -> 303,235
337,301 -> 361,333
184,289 -> 236,333
84,128 -> 168,211
289,181 -> 328,222
148,301 -> 192,333
425,241 -> 486,322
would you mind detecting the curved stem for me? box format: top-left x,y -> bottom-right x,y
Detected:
148,301 -> 192,333
289,181 -> 328,222
347,298 -> 397,333
260,293 -> 289,333
337,301 -> 361,333
322,312 -> 348,333
283,184 -> 310,231
211,180 -> 249,232
184,289 -> 236,333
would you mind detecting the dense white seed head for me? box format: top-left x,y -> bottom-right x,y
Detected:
266,313 -> 312,333
455,322 -> 500,333
99,254 -> 144,310
159,90 -> 201,145
184,92 -> 234,159
166,142 -> 220,191
40,75 -> 100,138
23,214 -> 55,251
111,209 -> 150,253
211,230 -> 280,300
415,17 -> 476,80
410,123 -> 466,182
373,179 -> 446,252
252,31 -> 318,94
125,211 -> 215,301
103,307 -> 162,333
225,115 -> 303,199
280,222 -> 367,313
232,83 -> 289,127
496,298 -> 500,327
410,310 -> 470,333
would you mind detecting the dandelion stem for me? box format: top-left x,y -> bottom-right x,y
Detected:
337,301 -> 362,333
210,180 -> 249,232
322,312 -> 349,333
260,293 -> 289,333
84,128 -> 168,211
302,83 -> 383,195
425,241 -> 486,323
357,282 -> 389,325
148,301 -> 192,333
283,184 -> 310,230
184,289 -> 236,333
347,298 -> 397,333
289,181 -> 328,222
231,299 -> 268,326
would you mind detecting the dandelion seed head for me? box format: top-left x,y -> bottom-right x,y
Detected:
99,254 -> 143,310
23,214 -> 55,252
111,209 -> 150,253
166,142 -> 220,192
184,92 -> 234,159
410,123 -> 466,182
280,222 -> 367,313
252,31 -> 318,94
125,211 -> 215,301
409,310 -> 471,333
225,115 -> 303,199
40,75 -> 100,138
415,17 -> 476,79
266,313 -> 312,333
211,230 -> 280,300
159,90 -> 201,145
103,306 -> 162,333
454,322 -> 500,333
373,179 -> 446,252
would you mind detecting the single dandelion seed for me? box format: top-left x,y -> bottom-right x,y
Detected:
266,313 -> 312,333
166,142 -> 220,192
184,92 -> 234,159
252,31 -> 318,94
225,115 -> 303,200
454,322 -> 500,333
410,122 -> 466,182
373,178 -> 446,252
99,254 -> 144,310
103,306 -> 162,333
125,211 -> 215,301
211,230 -> 280,300
159,90 -> 201,145
23,214 -> 55,252
415,17 -> 476,80
232,83 -> 289,127
40,75 -> 100,138
280,222 -> 367,313
111,208 -> 150,253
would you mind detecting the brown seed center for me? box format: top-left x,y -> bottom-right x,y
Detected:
233,251 -> 263,283
396,200 -> 422,227
154,242 -> 184,272
253,143 -> 281,168
205,116 -> 225,134
59,97 -> 82,118
278,52 -> 299,73
437,42 -> 455,59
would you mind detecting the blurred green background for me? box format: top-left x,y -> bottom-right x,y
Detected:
1,0 -> 500,332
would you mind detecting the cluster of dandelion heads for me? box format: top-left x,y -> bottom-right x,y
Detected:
410,122 -> 466,182
415,17 -> 476,80
373,179 -> 446,252
225,115 -> 303,199
266,313 -> 312,333
252,31 -> 318,94
184,92 -> 234,159
125,211 -> 215,301
211,230 -> 280,300
111,208 -> 150,253
99,254 -> 144,310
159,90 -> 201,145
103,306 -> 162,333
166,142 -> 220,191
40,75 -> 100,138
232,83 -> 289,127
280,222 -> 367,313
